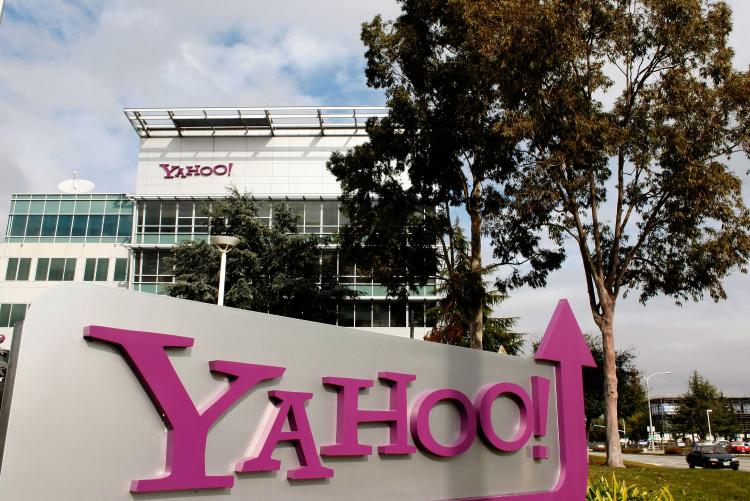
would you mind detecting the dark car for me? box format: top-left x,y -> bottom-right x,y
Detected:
686,445 -> 740,470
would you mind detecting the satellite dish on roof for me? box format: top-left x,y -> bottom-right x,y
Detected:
58,171 -> 95,194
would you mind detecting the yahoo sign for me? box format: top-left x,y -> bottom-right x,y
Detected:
160,163 -> 234,179
0,286 -> 594,500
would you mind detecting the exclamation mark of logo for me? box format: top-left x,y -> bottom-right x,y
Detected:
531,376 -> 551,459
228,162 -> 233,177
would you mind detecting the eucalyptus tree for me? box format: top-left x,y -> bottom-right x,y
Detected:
328,1 -> 564,349
492,0 -> 750,466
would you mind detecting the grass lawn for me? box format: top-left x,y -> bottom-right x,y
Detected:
589,455 -> 750,500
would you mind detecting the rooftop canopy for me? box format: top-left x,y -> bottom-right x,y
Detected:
124,106 -> 388,138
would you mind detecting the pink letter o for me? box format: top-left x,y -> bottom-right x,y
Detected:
475,382 -> 532,452
410,389 -> 476,457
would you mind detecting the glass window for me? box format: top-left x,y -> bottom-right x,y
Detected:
118,215 -> 132,237
84,259 -> 96,281
160,202 -> 177,229
41,215 -> 57,237
14,200 -> 30,213
48,258 -> 66,281
95,259 -> 109,281
17,258 -> 31,281
409,302 -> 425,327
90,200 -> 106,213
256,200 -> 270,218
105,200 -> 122,213
35,258 -> 50,281
5,258 -> 31,281
74,200 -> 90,213
339,303 -> 354,327
25,215 -> 42,236
59,200 -> 75,212
158,253 -> 171,275
113,258 -> 128,281
322,201 -> 338,226
87,215 -> 103,237
5,258 -> 18,281
340,255 -> 355,277
144,201 -> 160,226
142,252 -> 158,276
390,302 -> 406,327
305,202 -> 321,226
56,215 -> 73,237
102,215 -> 119,237
71,215 -> 87,236
9,304 -> 27,327
29,201 -> 45,213
44,200 -> 61,213
355,302 -> 371,328
10,215 -> 27,236
64,258 -> 76,281
0,304 -> 29,328
373,302 -> 389,327
0,304 -> 9,327
321,251 -> 337,275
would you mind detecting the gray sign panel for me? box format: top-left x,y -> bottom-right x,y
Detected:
0,285 -> 588,500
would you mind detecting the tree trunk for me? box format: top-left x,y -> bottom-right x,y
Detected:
468,207 -> 483,350
597,301 -> 624,467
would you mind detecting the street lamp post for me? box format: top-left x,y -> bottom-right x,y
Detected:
707,409 -> 713,443
210,235 -> 240,307
645,371 -> 671,453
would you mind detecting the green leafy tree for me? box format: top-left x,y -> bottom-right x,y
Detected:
327,1 -> 565,350
167,189 -> 352,323
672,371 -> 738,440
424,223 -> 523,355
490,0 -> 750,466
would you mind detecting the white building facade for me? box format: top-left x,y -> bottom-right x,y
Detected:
0,107 -> 438,347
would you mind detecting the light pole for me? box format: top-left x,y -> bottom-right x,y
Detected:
645,371 -> 671,453
210,235 -> 240,306
707,409 -> 713,443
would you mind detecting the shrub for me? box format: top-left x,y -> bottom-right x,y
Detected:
663,446 -> 688,455
587,475 -> 674,501
621,447 -> 644,454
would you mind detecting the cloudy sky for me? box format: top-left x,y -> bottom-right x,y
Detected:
0,1 -> 748,396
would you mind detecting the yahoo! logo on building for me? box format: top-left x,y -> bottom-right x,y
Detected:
82,300 -> 596,500
160,163 -> 233,179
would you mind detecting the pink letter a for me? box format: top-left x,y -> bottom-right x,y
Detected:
84,325 -> 284,493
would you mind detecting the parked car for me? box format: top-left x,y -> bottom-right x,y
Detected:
686,445 -> 740,470
729,442 -> 749,454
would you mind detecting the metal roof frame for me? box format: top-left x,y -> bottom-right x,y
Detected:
124,106 -> 388,138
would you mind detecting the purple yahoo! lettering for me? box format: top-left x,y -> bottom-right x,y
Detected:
410,388 -> 477,457
530,376 -> 551,460
475,382 -> 532,453
320,372 -> 416,457
214,164 -> 228,176
83,325 -> 285,493
185,165 -> 200,177
236,390 -> 334,480
200,165 -> 214,176
159,163 -> 179,179
228,162 -> 233,176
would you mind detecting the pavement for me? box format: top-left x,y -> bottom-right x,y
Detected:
590,451 -> 750,469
